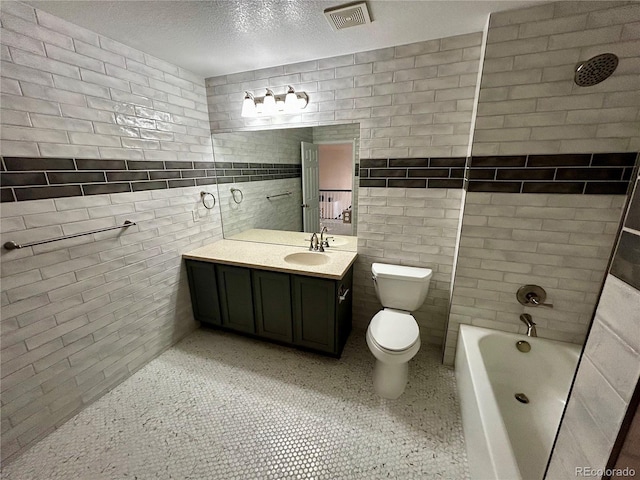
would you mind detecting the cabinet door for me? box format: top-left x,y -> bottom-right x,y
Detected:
217,265 -> 255,334
253,270 -> 293,343
185,260 -> 221,326
292,275 -> 336,353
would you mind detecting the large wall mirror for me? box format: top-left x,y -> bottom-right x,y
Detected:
211,123 -> 360,251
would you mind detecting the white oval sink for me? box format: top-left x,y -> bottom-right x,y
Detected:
284,252 -> 330,266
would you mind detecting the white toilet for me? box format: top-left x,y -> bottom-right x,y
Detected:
366,263 -> 432,399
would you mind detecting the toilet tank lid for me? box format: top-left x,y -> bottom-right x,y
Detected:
372,263 -> 432,281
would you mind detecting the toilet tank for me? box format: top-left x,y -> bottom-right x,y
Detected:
372,263 -> 432,311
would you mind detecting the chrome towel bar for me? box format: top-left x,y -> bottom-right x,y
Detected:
3,220 -> 136,250
266,191 -> 292,200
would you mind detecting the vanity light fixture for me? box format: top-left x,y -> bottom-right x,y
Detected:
241,86 -> 309,117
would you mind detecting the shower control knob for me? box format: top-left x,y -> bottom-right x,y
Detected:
516,285 -> 554,308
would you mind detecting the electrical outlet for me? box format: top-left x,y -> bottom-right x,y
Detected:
192,210 -> 200,222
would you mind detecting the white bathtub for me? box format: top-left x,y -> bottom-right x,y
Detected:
455,324 -> 581,480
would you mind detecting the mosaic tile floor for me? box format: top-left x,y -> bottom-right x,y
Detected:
2,328 -> 469,480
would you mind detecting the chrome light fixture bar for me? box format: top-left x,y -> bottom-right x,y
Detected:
241,86 -> 309,117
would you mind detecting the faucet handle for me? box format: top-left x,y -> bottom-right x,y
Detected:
517,285 -> 553,308
309,232 -> 318,251
526,292 -> 554,308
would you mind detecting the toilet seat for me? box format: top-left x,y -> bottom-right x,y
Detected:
369,309 -> 420,352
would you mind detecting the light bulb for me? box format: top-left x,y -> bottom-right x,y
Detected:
263,89 -> 276,114
284,86 -> 297,112
241,92 -> 255,117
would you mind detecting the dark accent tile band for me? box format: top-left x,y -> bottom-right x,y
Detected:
212,161 -> 301,184
359,153 -> 637,192
359,157 -> 466,188
468,152 -> 638,194
0,157 -> 301,202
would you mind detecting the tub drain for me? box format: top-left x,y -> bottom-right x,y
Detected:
515,393 -> 529,404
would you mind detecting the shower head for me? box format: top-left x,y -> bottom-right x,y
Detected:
574,53 -> 619,87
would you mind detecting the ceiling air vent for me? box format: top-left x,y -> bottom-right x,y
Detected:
324,2 -> 372,31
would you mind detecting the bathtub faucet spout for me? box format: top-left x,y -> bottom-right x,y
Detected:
519,314 -> 537,337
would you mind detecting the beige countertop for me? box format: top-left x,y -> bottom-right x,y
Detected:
183,239 -> 358,280
228,228 -> 358,252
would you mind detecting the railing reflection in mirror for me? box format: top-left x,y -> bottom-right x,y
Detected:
319,190 -> 352,221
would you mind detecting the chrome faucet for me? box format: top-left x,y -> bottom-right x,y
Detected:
519,313 -> 537,337
309,232 -> 319,251
320,225 -> 330,248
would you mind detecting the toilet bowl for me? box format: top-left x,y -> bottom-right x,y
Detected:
367,263 -> 432,399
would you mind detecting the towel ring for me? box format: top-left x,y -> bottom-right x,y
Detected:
200,191 -> 216,209
230,188 -> 244,204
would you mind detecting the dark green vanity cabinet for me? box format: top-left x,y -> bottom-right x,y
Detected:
184,259 -> 352,357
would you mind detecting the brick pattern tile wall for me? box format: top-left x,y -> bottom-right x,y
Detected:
472,1 -> 640,155
206,32 -> 483,159
354,187 -> 462,346
547,169 -> 640,479
0,1 -> 212,162
0,188 -> 223,461
611,400 -> 640,478
443,192 -> 625,365
0,1 -> 221,462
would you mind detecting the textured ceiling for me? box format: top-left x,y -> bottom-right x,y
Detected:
25,0 -> 538,79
